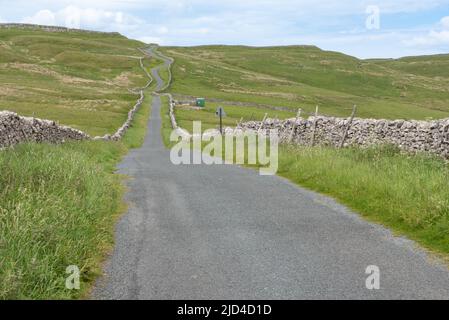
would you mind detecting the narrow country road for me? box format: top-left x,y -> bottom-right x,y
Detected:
92,48 -> 449,300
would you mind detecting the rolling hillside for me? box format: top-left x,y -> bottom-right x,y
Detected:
0,25 -> 149,136
161,45 -> 449,120
0,26 -> 163,299
158,45 -> 449,265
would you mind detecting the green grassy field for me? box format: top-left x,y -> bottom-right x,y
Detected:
3,24 -> 449,298
0,88 -> 153,300
175,102 -> 296,133
161,45 -> 449,120
0,140 -> 126,299
275,145 -> 449,255
159,44 -> 449,258
0,26 -> 163,299
0,27 -> 149,136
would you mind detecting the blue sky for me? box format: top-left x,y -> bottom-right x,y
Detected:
1,0 -> 449,58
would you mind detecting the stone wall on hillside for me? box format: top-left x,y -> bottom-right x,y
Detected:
0,23 -> 120,35
0,111 -> 90,148
0,46 -> 153,149
0,90 -> 147,148
95,91 -> 145,141
238,116 -> 449,159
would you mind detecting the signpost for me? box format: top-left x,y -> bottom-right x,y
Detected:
215,106 -> 226,134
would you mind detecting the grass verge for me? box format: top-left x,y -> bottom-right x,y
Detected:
163,102 -> 449,257
0,95 -> 152,300
276,145 -> 449,255
160,95 -> 173,147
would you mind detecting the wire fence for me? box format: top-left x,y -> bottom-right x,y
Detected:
242,105 -> 358,123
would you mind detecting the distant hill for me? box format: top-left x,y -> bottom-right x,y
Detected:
0,23 -> 120,35
0,25 -> 147,136
1,23 -> 448,121
161,45 -> 449,120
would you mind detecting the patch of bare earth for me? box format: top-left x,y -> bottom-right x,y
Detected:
2,63 -> 98,85
5,63 -> 60,77
110,72 -> 133,87
0,86 -> 24,98
0,41 -> 12,50
219,87 -> 299,100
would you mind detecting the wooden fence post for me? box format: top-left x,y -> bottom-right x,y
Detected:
236,117 -> 244,128
258,113 -> 268,135
311,106 -> 319,146
234,117 -> 244,134
289,108 -> 302,143
339,105 -> 357,148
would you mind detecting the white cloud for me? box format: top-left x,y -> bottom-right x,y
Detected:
1,0 -> 146,11
405,16 -> 449,46
441,16 -> 449,29
406,30 -> 449,46
21,5 -> 142,32
4,0 -> 449,58
8,0 -> 449,17
137,36 -> 163,45
23,9 -> 56,25
156,26 -> 169,35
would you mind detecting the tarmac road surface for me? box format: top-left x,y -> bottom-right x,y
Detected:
92,47 -> 449,300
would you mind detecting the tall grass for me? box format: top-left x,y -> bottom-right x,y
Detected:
121,95 -> 152,149
277,145 -> 449,254
163,102 -> 449,255
0,141 -> 125,299
160,95 -> 174,147
0,27 -> 158,299
0,95 -> 151,299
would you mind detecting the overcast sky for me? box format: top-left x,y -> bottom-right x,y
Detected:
1,0 -> 448,58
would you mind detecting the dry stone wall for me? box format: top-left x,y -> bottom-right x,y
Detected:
0,90 -> 145,148
0,23 -> 120,35
238,116 -> 449,159
166,93 -> 178,129
0,111 -> 89,148
95,91 -> 145,141
0,46 -> 153,149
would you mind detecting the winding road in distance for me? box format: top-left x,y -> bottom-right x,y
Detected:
92,47 -> 449,300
